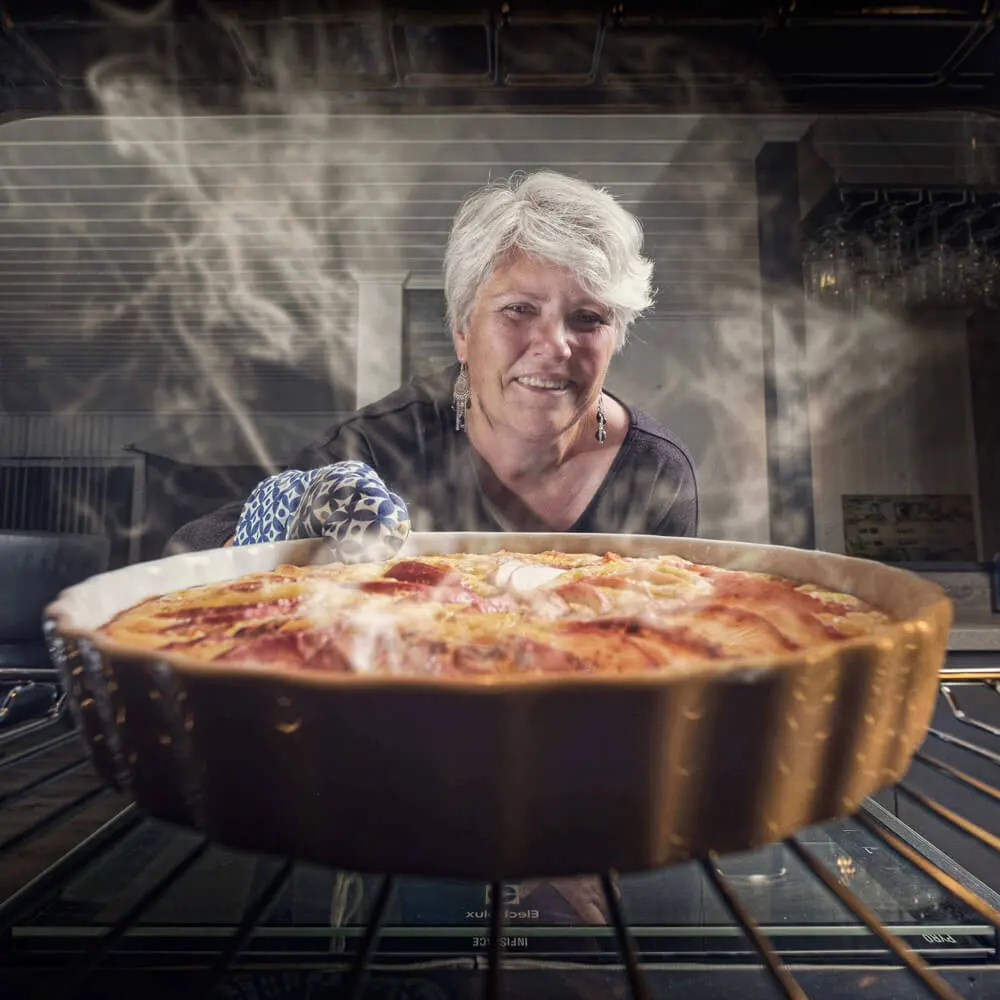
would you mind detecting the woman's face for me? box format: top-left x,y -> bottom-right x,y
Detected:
455,253 -> 617,444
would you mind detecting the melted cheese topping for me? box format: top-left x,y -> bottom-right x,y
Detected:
98,550 -> 892,678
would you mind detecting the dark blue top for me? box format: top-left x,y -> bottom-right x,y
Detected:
167,365 -> 698,553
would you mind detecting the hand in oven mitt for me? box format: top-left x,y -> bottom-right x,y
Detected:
233,461 -> 410,563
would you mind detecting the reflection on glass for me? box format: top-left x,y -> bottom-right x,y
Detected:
22,816 -> 988,955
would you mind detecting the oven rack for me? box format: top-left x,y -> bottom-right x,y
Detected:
0,673 -> 997,1000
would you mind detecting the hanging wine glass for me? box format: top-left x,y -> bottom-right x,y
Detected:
826,232 -> 858,305
919,242 -> 955,305
982,252 -> 1000,308
977,219 -> 1000,306
957,238 -> 983,306
905,255 -> 930,306
802,237 -> 827,299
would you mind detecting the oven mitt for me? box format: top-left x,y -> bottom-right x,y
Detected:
233,461 -> 410,563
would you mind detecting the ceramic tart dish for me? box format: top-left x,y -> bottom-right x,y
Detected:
44,532 -> 952,880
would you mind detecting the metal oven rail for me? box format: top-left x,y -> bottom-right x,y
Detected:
0,674 -> 997,1000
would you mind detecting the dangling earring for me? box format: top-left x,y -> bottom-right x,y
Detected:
453,362 -> 472,432
595,392 -> 607,444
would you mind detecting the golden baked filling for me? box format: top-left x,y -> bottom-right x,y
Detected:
98,551 -> 892,677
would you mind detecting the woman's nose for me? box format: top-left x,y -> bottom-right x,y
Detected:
530,317 -> 572,358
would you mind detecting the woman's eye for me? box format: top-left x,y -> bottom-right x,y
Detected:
573,312 -> 606,327
502,303 -> 532,316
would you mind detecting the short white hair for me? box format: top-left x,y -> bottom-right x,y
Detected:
443,170 -> 655,351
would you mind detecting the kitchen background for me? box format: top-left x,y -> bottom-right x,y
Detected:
0,3 -> 997,570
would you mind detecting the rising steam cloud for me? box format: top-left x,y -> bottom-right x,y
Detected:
81,59 -> 369,472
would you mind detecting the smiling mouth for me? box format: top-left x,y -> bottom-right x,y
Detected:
515,376 -> 573,390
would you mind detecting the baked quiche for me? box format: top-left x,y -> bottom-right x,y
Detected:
97,551 -> 893,678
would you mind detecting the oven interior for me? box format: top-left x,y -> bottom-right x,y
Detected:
1,2 -> 1000,998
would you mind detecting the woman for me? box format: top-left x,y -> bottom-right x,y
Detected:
169,169 -> 697,553
168,170 -> 698,932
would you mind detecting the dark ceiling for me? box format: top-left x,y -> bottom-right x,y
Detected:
2,1 -> 1000,116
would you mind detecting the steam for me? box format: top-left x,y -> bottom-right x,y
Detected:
80,58 -> 361,472
641,281 -> 951,546
0,3 -> 978,557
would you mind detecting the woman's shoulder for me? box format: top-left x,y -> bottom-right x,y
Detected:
349,365 -> 457,424
620,403 -> 695,472
290,366 -> 459,472
606,403 -> 699,536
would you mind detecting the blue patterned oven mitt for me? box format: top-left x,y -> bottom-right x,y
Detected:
233,461 -> 410,563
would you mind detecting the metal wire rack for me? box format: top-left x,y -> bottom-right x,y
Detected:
0,670 -> 997,1000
